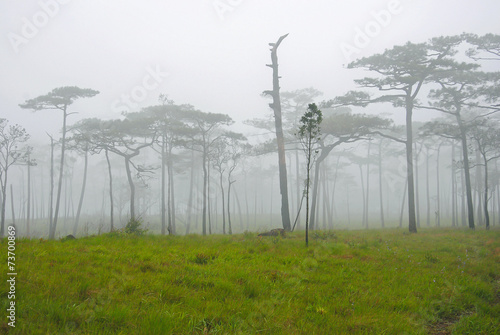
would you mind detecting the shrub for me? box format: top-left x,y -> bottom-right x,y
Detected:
125,217 -> 147,235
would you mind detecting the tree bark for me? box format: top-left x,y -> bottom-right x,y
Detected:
105,149 -> 114,232
483,155 -> 490,229
405,99 -> 417,233
365,141 -> 371,229
168,148 -> 176,235
456,112 -> 475,229
265,34 -> 291,231
378,140 -> 385,228
50,108 -> 68,240
124,156 -> 135,220
73,147 -> 88,236
435,143 -> 442,227
161,136 -> 166,235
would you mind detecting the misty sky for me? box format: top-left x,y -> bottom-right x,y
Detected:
1,0 -> 500,140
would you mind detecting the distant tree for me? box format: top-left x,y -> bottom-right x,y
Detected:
469,117 -> 500,229
263,33 -> 292,231
181,109 -> 233,235
297,103 -> 322,246
325,37 -> 462,233
19,86 -> 99,239
418,65 -> 500,229
0,119 -> 31,237
211,132 -> 246,234
67,125 -> 93,235
142,99 -> 188,235
308,110 -> 393,230
464,33 -> 500,61
79,115 -> 156,222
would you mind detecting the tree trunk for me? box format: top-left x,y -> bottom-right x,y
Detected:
399,179 -> 408,228
105,149 -> 114,232
405,99 -> 417,233
425,146 -> 431,226
168,148 -> 176,235
73,147 -> 89,236
202,149 -> 208,235
456,112 -> 475,229
365,141 -> 371,229
161,136 -> 166,235
124,156 -> 135,220
436,143 -> 441,227
228,180 -> 235,235
50,108 -> 68,240
378,141 -> 385,228
220,171 -> 226,234
0,169 -> 9,236
359,163 -> 366,228
483,154 -> 490,230
186,151 -> 195,235
295,146 -> 301,230
475,149 -> 483,226
265,34 -> 291,231
27,154 -> 31,237
414,142 -> 421,228
451,143 -> 457,227
48,135 -> 55,235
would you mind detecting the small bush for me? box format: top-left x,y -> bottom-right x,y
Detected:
125,217 -> 147,235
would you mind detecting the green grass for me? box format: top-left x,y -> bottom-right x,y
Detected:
2,228 -> 499,334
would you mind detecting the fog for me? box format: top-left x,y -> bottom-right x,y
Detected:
1,0 -> 500,237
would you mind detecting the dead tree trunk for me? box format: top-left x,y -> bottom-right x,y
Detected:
263,33 -> 291,231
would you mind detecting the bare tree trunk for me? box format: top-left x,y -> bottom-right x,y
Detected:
414,142 -> 421,228
475,149 -> 483,226
202,146 -> 208,235
161,136 -> 166,235
378,141 -> 385,228
483,156 -> 490,230
104,149 -> 114,231
73,147 -> 88,236
124,156 -> 135,220
50,108 -> 68,240
425,145 -> 431,226
295,146 -> 301,230
399,179 -> 408,228
47,135 -> 55,237
208,161 -> 212,235
27,154 -> 31,237
436,143 -> 442,227
365,141 -> 371,229
168,150 -> 176,235
456,112 -> 475,229
264,34 -> 291,231
227,180 -> 235,235
186,151 -> 195,235
219,171 -> 226,234
405,100 -> 417,233
451,143 -> 457,227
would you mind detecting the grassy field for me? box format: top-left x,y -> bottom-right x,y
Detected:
1,227 -> 499,334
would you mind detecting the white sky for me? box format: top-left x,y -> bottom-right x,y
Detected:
1,0 -> 499,141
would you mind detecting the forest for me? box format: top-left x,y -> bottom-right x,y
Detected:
1,33 -> 500,241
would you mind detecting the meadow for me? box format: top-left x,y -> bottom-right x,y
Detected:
1,227 -> 499,334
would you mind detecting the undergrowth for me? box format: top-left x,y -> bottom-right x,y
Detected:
1,228 -> 499,334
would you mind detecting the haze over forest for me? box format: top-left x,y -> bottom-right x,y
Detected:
1,0 -> 500,238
